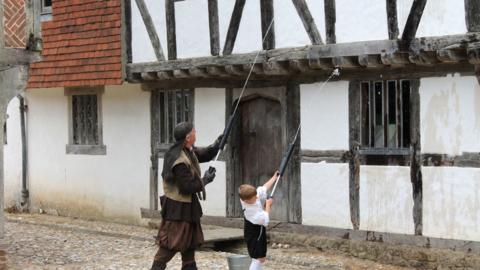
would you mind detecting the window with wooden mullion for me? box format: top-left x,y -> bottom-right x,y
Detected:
156,89 -> 193,147
360,80 -> 411,151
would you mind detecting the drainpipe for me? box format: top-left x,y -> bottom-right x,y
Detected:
17,95 -> 28,208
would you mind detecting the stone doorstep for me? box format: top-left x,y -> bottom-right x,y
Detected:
269,232 -> 480,270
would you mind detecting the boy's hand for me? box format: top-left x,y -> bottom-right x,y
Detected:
273,171 -> 280,178
266,198 -> 274,208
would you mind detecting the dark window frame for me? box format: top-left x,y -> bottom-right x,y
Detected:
151,89 -> 194,155
41,0 -> 52,15
65,87 -> 106,155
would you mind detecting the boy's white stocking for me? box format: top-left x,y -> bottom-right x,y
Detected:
249,259 -> 263,270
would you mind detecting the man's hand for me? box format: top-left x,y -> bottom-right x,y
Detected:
202,166 -> 216,185
213,134 -> 224,150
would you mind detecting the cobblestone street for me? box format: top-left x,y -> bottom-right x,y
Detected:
3,213 -> 412,269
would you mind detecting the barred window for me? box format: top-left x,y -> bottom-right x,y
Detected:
360,80 -> 411,150
72,95 -> 99,145
66,87 -> 105,155
41,0 -> 52,14
152,89 -> 194,148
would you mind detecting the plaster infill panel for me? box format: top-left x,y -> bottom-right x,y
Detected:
301,163 -> 352,229
423,167 -> 480,242
420,75 -> 480,155
360,166 -> 414,235
300,81 -> 349,151
194,88 -> 225,147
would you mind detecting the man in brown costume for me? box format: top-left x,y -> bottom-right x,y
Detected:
151,122 -> 221,270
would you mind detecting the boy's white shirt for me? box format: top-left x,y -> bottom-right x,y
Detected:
240,186 -> 270,226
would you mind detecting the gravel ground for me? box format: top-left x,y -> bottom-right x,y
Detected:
3,213 -> 413,270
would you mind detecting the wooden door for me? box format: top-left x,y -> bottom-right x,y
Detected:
233,94 -> 287,221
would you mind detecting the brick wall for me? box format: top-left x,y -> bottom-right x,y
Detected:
3,0 -> 27,48
28,0 -> 123,88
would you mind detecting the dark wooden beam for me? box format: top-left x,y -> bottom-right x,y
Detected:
465,0 -> 480,32
121,0 -> 133,80
409,80 -> 422,236
409,50 -> 438,66
260,0 -> 275,50
324,0 -> 336,44
401,0 -> 428,45
436,44 -> 467,63
348,81 -> 361,230
422,152 -> 480,168
0,0 -> 4,48
223,0 -> 246,55
292,0 -> 323,45
135,0 -> 165,61
207,0 -> 220,56
165,0 -> 177,60
386,0 -> 399,39
358,54 -> 383,68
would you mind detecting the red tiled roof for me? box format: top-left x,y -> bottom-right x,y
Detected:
28,0 -> 123,88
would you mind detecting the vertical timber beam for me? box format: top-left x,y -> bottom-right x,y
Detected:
223,0 -> 246,55
324,0 -> 336,44
286,83 -> 302,223
121,0 -> 133,80
465,0 -> 480,32
225,88 -> 235,217
292,0 -> 323,45
348,81 -> 361,230
135,0 -> 165,61
260,0 -> 275,50
208,0 -> 220,56
410,80 -> 422,235
401,0 -> 427,46
149,90 -> 159,210
0,0 -> 4,48
165,0 -> 177,60
25,0 -> 41,50
386,0 -> 399,39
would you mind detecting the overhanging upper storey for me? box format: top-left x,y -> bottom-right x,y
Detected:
124,0 -> 480,87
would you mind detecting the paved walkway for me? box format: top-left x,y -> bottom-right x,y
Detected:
2,213 -> 412,269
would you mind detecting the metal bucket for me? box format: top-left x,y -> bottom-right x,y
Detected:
227,255 -> 251,270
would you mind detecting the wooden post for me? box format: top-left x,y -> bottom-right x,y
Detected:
122,0 -> 133,80
135,0 -> 165,61
324,0 -> 336,44
208,0 -> 220,56
260,0 -> 275,50
401,0 -> 428,45
149,90 -> 159,210
0,0 -> 4,48
410,79 -> 422,235
292,0 -> 323,45
223,0 -> 246,55
348,81 -> 361,230
465,0 -> 480,32
386,0 -> 399,40
165,0 -> 177,60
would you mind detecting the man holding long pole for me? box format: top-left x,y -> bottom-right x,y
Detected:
151,122 -> 222,270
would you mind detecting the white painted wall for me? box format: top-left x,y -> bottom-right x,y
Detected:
423,167 -> 480,242
300,81 -> 349,150
360,166 -> 414,235
194,88 -> 225,147
420,75 -> 480,155
25,84 -> 151,224
301,163 -> 352,229
4,97 -> 23,208
397,0 -> 467,38
131,0 -> 468,62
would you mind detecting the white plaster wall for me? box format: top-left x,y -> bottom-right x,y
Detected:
423,167 -> 480,242
131,1 -> 468,62
397,0 -> 467,38
25,84 -> 151,224
360,166 -> 414,235
300,81 -> 349,151
301,163 -> 352,229
194,88 -> 225,147
4,97 -> 23,207
420,75 -> 480,155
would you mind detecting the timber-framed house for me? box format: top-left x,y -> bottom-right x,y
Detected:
2,0 -> 480,266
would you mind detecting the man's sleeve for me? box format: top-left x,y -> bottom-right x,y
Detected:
173,164 -> 203,195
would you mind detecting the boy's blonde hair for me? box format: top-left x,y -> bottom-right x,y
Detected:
238,184 -> 257,201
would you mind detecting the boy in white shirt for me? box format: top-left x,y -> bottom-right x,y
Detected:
238,172 -> 278,270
